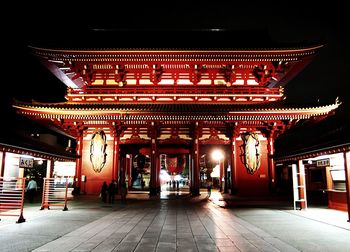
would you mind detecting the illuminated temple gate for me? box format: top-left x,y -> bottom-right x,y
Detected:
13,44 -> 339,196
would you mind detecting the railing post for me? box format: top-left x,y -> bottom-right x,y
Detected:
17,178 -> 26,223
0,177 -> 26,223
40,178 -> 48,210
63,178 -> 68,211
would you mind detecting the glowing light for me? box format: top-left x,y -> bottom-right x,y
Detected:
159,170 -> 171,182
211,149 -> 224,161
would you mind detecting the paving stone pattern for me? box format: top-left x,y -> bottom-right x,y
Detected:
0,192 -> 349,252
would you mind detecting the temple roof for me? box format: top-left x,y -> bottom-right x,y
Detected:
28,29 -> 315,50
13,99 -> 340,121
29,41 -> 322,91
30,44 -> 321,69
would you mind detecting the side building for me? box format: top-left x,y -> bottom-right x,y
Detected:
0,114 -> 77,199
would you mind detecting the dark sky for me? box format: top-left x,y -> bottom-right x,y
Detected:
3,2 -> 349,123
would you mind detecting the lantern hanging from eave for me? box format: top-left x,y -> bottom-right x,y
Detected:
90,129 -> 107,173
240,132 -> 261,175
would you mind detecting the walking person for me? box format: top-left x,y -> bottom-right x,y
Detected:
26,178 -> 38,203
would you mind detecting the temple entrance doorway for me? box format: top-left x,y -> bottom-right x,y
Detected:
158,147 -> 190,198
130,153 -> 151,191
159,154 -> 190,195
120,145 -> 151,193
199,146 -> 230,193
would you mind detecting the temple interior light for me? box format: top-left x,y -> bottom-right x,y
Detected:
211,149 -> 224,161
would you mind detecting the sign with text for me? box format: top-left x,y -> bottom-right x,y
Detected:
316,159 -> 330,167
19,157 -> 34,168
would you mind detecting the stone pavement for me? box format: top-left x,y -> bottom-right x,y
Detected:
0,190 -> 349,252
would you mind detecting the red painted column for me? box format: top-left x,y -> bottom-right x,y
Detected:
127,155 -> 132,188
188,153 -> 192,193
267,134 -> 276,191
297,159 -> 307,209
149,122 -> 158,196
119,156 -> 126,189
343,151 -> 350,222
230,137 -> 237,194
224,157 -> 228,193
49,159 -> 54,178
112,135 -> 120,182
155,154 -> 161,193
0,151 -> 5,177
75,133 -> 84,190
219,159 -> 223,192
150,139 -> 158,196
191,122 -> 200,196
112,135 -> 116,181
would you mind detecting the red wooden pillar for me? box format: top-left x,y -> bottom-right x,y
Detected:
112,135 -> 116,181
191,122 -> 200,196
267,134 -> 276,191
219,159 -> 223,192
188,153 -> 192,193
231,137 -> 238,194
224,157 -> 228,193
149,122 -> 158,196
119,156 -> 126,188
75,133 -> 84,190
127,155 -> 132,188
155,154 -> 161,193
150,139 -> 158,195
49,159 -> 54,178
343,151 -> 350,222
297,159 -> 307,209
0,151 -> 5,177
112,135 -> 120,182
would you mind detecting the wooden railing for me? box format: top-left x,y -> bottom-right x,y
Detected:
0,177 -> 26,223
41,178 -> 69,211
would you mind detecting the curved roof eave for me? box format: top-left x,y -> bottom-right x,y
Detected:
29,44 -> 323,57
12,99 -> 341,119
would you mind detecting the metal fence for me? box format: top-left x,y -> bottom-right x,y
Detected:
0,177 -> 26,223
41,178 -> 68,211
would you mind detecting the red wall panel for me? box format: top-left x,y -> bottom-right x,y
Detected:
235,139 -> 269,196
81,138 -> 114,195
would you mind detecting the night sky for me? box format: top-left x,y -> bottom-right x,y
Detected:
3,3 -> 349,129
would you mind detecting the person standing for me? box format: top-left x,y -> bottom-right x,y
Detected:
26,178 -> 38,203
100,181 -> 108,203
108,180 -> 116,204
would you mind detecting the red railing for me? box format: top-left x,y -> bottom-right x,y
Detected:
41,178 -> 68,211
0,177 -> 26,223
70,86 -> 281,96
